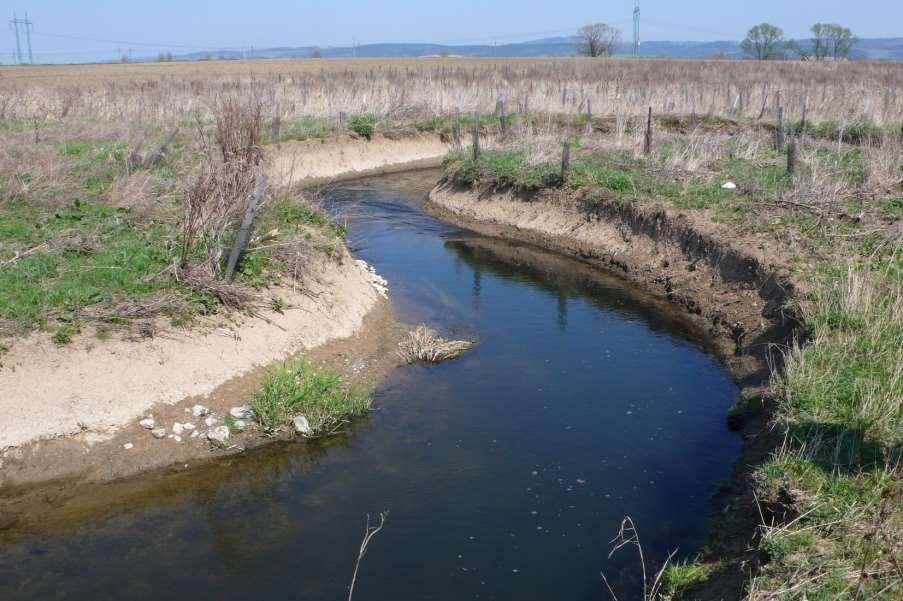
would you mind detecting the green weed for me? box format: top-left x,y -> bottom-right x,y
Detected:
250,360 -> 371,435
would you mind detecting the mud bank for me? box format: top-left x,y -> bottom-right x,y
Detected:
427,182 -> 798,380
427,181 -> 802,599
267,132 -> 450,187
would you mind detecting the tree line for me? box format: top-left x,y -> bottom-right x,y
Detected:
575,21 -> 858,60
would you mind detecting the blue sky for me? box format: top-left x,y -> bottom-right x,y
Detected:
3,1 -> 902,62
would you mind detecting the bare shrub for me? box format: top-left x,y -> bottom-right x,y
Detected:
396,325 -> 473,364
180,95 -> 264,273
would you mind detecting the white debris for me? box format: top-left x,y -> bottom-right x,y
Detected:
722,181 -> 737,190
123,443 -> 134,450
204,416 -> 217,427
173,435 -> 182,443
151,427 -> 166,439
233,420 -> 247,431
229,406 -> 255,420
182,422 -> 195,431
190,430 -> 199,438
191,404 -> 210,418
172,422 -> 184,435
139,418 -> 155,429
355,259 -> 389,298
206,426 -> 230,444
292,415 -> 313,436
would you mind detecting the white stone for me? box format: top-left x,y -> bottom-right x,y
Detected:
233,420 -> 247,431
191,404 -> 210,418
229,406 -> 255,420
204,416 -> 217,427
139,418 -> 155,429
123,443 -> 134,450
151,427 -> 166,439
206,426 -> 230,444
172,422 -> 184,435
182,423 -> 196,431
173,435 -> 182,443
722,181 -> 737,190
292,415 -> 313,436
190,430 -> 199,438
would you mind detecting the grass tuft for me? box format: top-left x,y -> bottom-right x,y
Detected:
250,360 -> 372,435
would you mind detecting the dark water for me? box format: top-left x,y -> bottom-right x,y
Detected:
0,171 -> 741,600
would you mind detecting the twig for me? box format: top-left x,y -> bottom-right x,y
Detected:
348,511 -> 388,601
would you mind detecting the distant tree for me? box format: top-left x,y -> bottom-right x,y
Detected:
310,49 -> 322,59
576,23 -> 622,58
741,23 -> 787,60
811,23 -> 857,60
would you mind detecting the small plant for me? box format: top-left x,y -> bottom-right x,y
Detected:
348,114 -> 379,140
250,360 -> 371,435
53,323 -> 79,345
661,558 -> 712,597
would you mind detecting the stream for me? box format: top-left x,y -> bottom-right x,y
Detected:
0,170 -> 741,600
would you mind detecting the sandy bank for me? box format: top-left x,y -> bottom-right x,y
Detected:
267,133 -> 450,187
0,252 -> 382,452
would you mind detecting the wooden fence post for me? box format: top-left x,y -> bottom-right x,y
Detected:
560,137 -> 571,182
775,106 -> 786,151
472,124 -> 481,161
585,99 -> 593,134
643,107 -> 653,156
787,134 -> 797,176
225,175 -> 269,283
452,109 -> 462,149
497,97 -> 507,137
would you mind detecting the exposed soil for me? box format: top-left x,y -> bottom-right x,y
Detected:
426,181 -> 804,600
266,132 -> 449,188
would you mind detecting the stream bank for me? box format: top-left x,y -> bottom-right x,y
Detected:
426,180 -> 804,599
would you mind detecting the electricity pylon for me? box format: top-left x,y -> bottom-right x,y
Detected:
9,13 -> 35,64
633,1 -> 641,57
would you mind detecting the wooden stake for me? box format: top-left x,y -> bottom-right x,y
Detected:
224,175 -> 269,283
775,106 -> 785,151
472,125 -> 480,161
643,107 -> 653,156
560,137 -> 571,182
787,134 -> 797,176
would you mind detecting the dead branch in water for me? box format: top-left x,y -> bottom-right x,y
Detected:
396,325 -> 473,364
347,511 -> 388,601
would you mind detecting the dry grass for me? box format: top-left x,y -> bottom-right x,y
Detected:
2,58 -> 902,130
396,325 -> 473,364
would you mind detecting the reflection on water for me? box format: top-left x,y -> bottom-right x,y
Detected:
0,170 -> 741,601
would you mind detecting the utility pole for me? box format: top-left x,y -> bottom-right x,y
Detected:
9,12 -> 35,64
633,1 -> 641,57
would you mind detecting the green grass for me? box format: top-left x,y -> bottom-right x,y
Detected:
264,116 -> 336,144
0,200 -> 185,334
347,114 -> 379,140
234,196 -> 346,288
751,264 -> 902,599
249,360 -> 372,435
661,558 -> 712,597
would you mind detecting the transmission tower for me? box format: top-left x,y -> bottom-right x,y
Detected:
632,1 -> 641,57
9,13 -> 35,64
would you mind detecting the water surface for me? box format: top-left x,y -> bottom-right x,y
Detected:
0,170 -> 741,600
